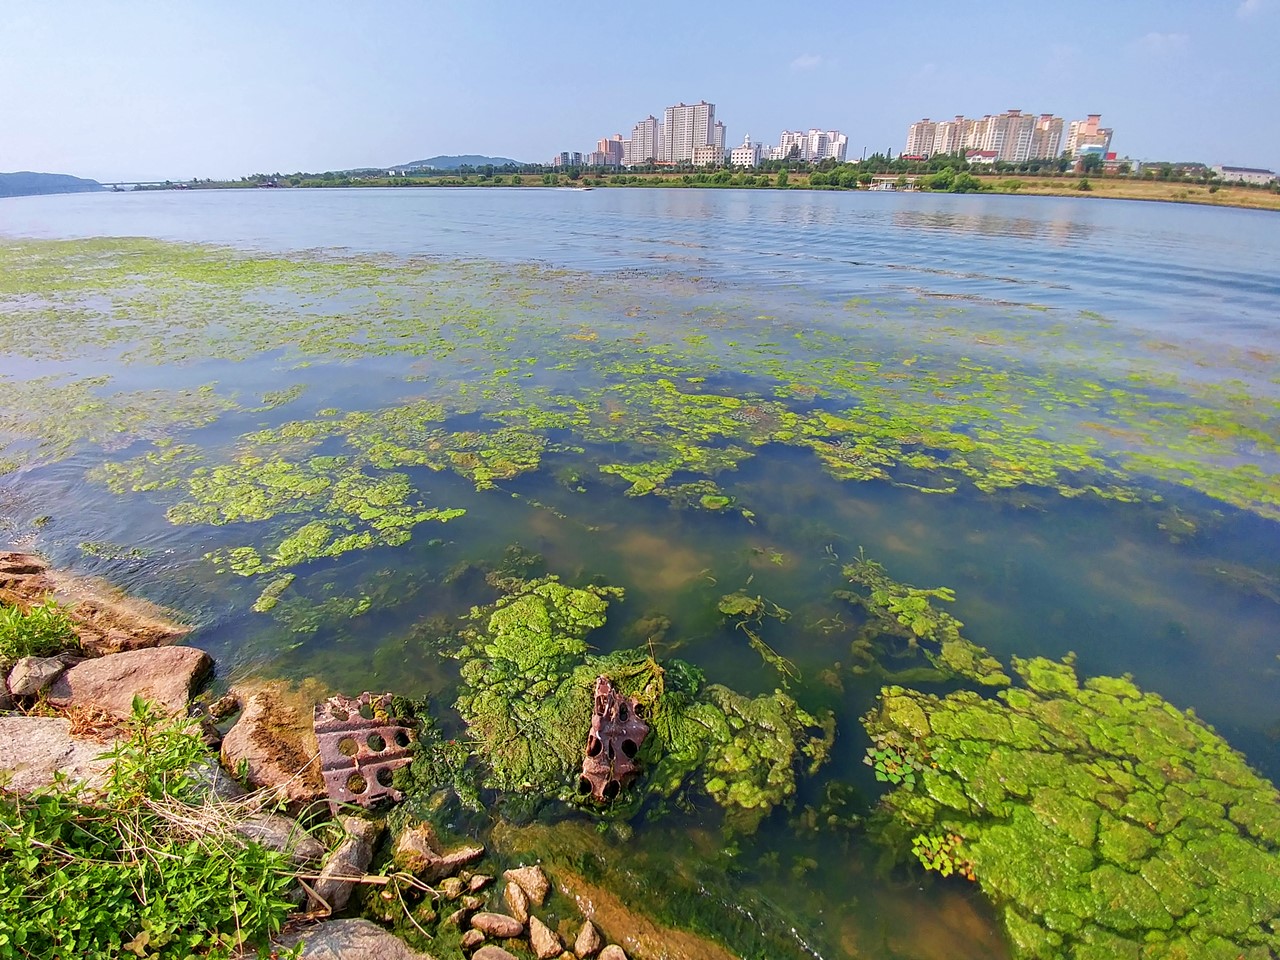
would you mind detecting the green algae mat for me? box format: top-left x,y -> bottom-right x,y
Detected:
866,655 -> 1280,959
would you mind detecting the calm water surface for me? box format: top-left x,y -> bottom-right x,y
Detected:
2,187 -> 1278,960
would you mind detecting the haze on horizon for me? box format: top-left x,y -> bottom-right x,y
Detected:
4,0 -> 1279,183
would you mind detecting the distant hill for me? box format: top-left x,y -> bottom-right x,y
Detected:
391,154 -> 525,171
0,171 -> 105,198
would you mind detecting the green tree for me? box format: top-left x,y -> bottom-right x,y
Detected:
776,170 -> 789,188
927,167 -> 956,191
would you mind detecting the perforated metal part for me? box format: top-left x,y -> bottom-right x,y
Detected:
314,692 -> 415,815
578,675 -> 650,803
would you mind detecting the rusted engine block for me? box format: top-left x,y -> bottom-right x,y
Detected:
578,675 -> 649,802
314,692 -> 415,815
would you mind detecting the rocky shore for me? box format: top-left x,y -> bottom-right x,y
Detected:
0,551 -> 704,960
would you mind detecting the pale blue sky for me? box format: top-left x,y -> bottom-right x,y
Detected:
3,0 -> 1278,181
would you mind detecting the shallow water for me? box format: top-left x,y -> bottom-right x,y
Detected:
2,187 -> 1278,959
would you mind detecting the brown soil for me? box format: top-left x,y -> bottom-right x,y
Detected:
0,551 -> 191,655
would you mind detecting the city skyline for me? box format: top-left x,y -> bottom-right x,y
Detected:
3,1 -> 1278,182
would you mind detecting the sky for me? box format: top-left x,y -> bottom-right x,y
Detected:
3,0 -> 1279,182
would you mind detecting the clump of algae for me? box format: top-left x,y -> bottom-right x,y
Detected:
863,653 -> 1280,960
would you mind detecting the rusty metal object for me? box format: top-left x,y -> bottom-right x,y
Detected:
314,692 -> 415,815
578,675 -> 649,802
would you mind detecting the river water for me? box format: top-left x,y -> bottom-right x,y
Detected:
2,187 -> 1278,959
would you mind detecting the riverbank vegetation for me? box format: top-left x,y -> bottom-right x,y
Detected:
148,155 -> 1280,212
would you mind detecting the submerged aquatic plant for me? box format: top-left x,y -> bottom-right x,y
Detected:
865,654 -> 1280,959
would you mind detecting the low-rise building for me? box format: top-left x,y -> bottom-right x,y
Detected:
691,144 -> 723,167
730,135 -> 764,168
1211,165 -> 1277,185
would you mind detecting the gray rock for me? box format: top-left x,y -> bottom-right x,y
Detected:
472,947 -> 520,960
48,645 -> 212,718
0,715 -> 110,793
529,915 -> 562,959
7,654 -> 74,696
279,918 -> 433,959
469,873 -> 492,893
187,758 -> 247,801
460,929 -> 486,950
232,812 -> 326,866
309,816 -> 382,914
470,912 -> 524,939
599,945 -> 628,960
503,864 -> 550,906
575,919 -> 603,957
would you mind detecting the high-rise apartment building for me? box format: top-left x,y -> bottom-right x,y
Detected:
904,119 -> 938,157
627,115 -> 663,165
713,121 -> 726,155
777,130 -> 806,160
1065,115 -> 1113,156
777,128 -> 849,162
661,101 -> 717,163
1030,114 -> 1064,161
597,135 -> 625,167
906,110 -> 1070,161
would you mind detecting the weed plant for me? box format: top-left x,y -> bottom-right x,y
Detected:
0,698 -> 298,959
0,600 -> 80,662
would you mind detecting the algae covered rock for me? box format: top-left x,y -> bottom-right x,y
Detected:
454,577 -> 622,793
452,576 -> 833,830
864,654 -> 1280,959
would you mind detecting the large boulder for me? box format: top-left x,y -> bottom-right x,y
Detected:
220,682 -> 326,809
278,919 -> 435,959
47,645 -> 211,718
0,716 -> 111,792
0,551 -> 190,655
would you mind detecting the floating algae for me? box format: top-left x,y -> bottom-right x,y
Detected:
863,654 -> 1280,959
4,237 -> 1277,527
450,575 -> 832,830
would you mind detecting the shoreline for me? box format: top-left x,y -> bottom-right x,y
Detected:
107,172 -> 1280,213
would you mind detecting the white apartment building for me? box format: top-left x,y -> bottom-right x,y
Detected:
730,135 -> 764,167
777,130 -> 806,160
627,115 -> 663,166
774,128 -> 847,162
713,121 -> 726,155
907,110 -> 1069,161
662,101 -> 716,163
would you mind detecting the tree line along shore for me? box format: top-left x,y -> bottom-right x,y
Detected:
149,165 -> 1280,212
